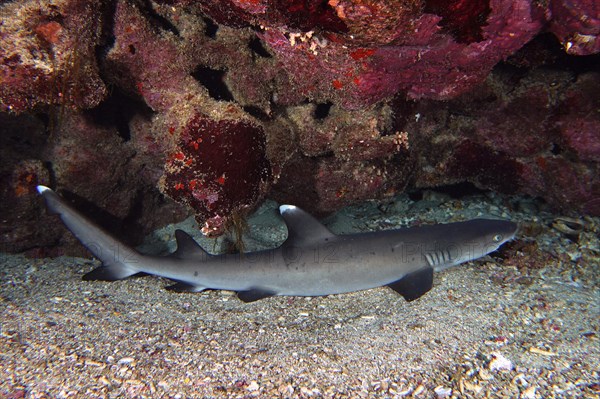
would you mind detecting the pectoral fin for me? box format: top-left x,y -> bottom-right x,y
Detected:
388,267 -> 434,302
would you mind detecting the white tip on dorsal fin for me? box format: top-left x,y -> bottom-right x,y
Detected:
279,205 -> 335,246
172,230 -> 211,260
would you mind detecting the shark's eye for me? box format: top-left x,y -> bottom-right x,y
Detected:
493,234 -> 503,242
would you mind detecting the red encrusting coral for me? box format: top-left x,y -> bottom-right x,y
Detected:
162,113 -> 271,235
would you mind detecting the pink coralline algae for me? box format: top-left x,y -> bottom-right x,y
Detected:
222,0 -> 544,108
404,69 -> 600,215
548,0 -> 600,55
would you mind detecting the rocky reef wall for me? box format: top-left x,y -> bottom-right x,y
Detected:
1,0 -> 598,254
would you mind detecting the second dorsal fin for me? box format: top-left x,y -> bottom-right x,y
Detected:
171,230 -> 210,260
279,205 -> 335,247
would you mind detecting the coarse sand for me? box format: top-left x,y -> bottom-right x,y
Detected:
1,193 -> 599,398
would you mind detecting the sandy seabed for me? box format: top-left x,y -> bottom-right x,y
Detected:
1,194 -> 599,398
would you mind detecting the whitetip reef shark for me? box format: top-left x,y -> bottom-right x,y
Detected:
37,185 -> 517,303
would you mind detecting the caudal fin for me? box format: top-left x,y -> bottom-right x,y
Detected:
37,186 -> 140,280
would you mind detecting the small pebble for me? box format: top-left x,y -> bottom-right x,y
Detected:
521,386 -> 537,399
529,347 -> 556,356
247,380 -> 259,392
434,386 -> 452,398
489,352 -> 513,371
413,385 -> 425,396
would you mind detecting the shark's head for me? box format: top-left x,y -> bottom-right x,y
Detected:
479,218 -> 518,250
433,218 -> 518,272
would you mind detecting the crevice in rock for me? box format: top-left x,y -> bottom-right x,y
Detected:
408,182 -> 487,201
85,87 -> 153,142
191,66 -> 235,102
243,105 -> 271,121
248,36 -> 272,58
203,17 -> 218,38
314,101 -> 332,120
139,0 -> 180,37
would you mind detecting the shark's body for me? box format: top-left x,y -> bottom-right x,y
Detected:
37,186 -> 517,302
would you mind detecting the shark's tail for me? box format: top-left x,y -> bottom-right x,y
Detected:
37,186 -> 141,281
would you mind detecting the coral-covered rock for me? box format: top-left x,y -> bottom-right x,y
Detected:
102,0 -> 275,234
45,113 -> 136,214
0,0 -> 108,113
103,0 -> 197,113
400,68 -> 600,216
161,112 -> 271,235
273,101 -> 412,213
555,72 -> 600,162
216,0 -> 542,108
548,0 -> 600,55
523,72 -> 600,214
521,157 -> 600,216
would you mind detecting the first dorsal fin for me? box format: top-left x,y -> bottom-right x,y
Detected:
171,229 -> 210,260
279,205 -> 335,247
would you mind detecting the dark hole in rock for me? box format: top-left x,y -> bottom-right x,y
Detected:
192,66 -> 235,102
540,33 -> 600,74
243,105 -> 271,121
140,0 -> 180,36
502,33 -> 600,75
248,36 -> 272,58
0,113 -> 47,160
433,182 -> 487,198
203,17 -> 218,38
550,143 -> 562,155
314,102 -> 332,119
36,112 -> 51,132
448,141 -> 522,194
407,189 -> 424,202
128,44 -> 136,54
277,0 -> 348,33
85,87 -> 154,142
94,0 -> 116,61
381,97 -> 417,136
